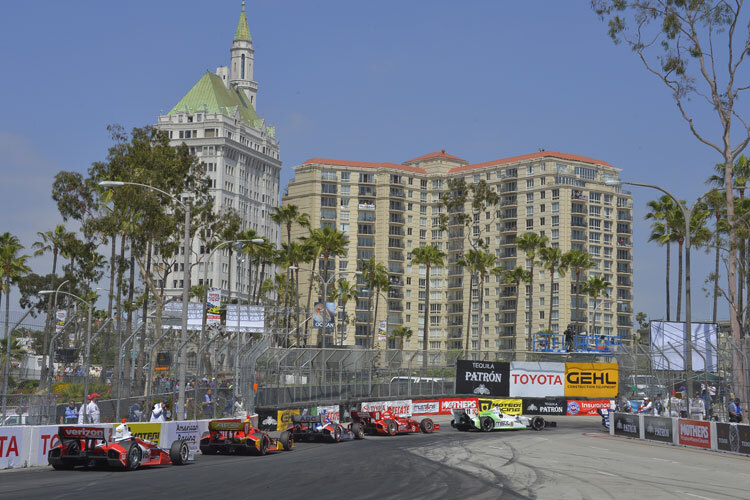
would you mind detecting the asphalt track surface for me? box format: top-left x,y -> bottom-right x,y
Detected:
2,416 -> 750,500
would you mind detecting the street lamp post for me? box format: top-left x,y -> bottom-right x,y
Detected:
39,290 -> 93,421
606,180 -> 718,401
99,180 -> 192,420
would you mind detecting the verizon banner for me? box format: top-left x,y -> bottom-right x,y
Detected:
455,360 -> 510,397
412,400 -> 440,416
566,399 -> 610,416
510,362 -> 564,397
678,419 -> 711,449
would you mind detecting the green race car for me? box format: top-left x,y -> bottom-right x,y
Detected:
450,407 -> 556,432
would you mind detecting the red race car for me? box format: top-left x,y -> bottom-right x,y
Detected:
200,418 -> 293,455
352,410 -> 439,436
48,424 -> 191,471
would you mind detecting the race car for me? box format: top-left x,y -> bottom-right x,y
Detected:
288,414 -> 364,442
352,409 -> 439,436
200,418 -> 293,455
450,407 -> 556,432
48,424 -> 190,471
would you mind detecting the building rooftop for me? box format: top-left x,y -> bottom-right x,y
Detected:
403,150 -> 468,165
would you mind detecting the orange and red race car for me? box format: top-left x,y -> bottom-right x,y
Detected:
199,418 -> 293,455
48,424 -> 191,471
352,410 -> 439,436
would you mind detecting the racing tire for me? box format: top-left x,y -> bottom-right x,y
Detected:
385,419 -> 397,436
126,442 -> 142,471
531,416 -> 545,431
279,431 -> 294,451
257,435 -> 268,456
420,418 -> 435,434
66,440 -> 81,456
351,422 -> 364,440
480,416 -> 494,432
170,440 -> 189,465
450,419 -> 455,428
332,425 -> 342,443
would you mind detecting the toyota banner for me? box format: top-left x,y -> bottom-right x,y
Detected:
510,362 -> 564,397
455,360 -> 510,397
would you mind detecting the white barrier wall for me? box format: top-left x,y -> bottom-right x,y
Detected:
0,426 -> 29,469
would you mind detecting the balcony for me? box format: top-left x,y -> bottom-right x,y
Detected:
390,188 -> 406,198
389,201 -> 405,211
389,214 -> 405,224
358,187 -> 377,197
387,239 -> 404,249
388,264 -> 404,274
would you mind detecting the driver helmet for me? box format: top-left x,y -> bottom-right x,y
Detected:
115,423 -> 132,440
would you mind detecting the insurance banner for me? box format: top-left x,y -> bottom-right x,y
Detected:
276,409 -> 301,431
716,423 -> 750,455
455,360 -> 510,397
644,416 -> 673,443
510,362 -> 564,397
678,419 -> 711,449
564,362 -> 618,398
522,398 -> 566,416
477,398 -> 523,415
613,413 -> 640,438
566,399 -> 610,416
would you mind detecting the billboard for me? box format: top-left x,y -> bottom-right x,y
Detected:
564,362 -> 618,398
522,398 -> 566,416
55,310 -> 66,334
716,423 -> 750,455
678,419 -> 711,449
206,289 -> 221,325
477,398 -> 523,415
225,305 -> 264,333
455,360 -> 510,397
163,302 -> 205,330
510,362 -> 564,397
650,321 -> 718,372
313,302 -> 335,329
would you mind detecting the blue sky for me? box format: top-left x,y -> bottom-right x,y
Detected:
0,1 -> 734,322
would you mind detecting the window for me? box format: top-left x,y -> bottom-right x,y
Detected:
526,206 -> 534,216
321,169 -> 337,180
575,166 -> 596,180
526,192 -> 534,202
322,183 -> 337,194
341,171 -> 350,182
552,202 -> 559,213
340,197 -> 349,207
526,179 -> 534,188
540,204 -> 545,213
526,219 -> 533,230
340,223 -> 349,233
551,215 -> 559,227
341,185 -> 350,195
340,210 -> 350,221
321,196 -> 336,207
551,229 -> 559,240
552,189 -> 560,200
527,164 -> 534,175
540,217 -> 545,226
321,208 -> 336,220
590,192 -> 601,203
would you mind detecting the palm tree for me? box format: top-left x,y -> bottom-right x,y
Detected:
307,226 -> 348,346
390,326 -> 413,350
237,228 -> 260,301
503,266 -> 530,353
32,224 -> 70,385
410,245 -> 445,366
359,258 -> 388,348
371,268 -> 391,345
270,205 -> 310,311
333,279 -> 359,345
283,241 -> 307,345
539,247 -> 568,332
583,275 -> 611,335
564,249 -> 594,334
473,250 -> 497,352
645,196 -> 676,321
0,233 -> 31,375
516,232 -> 547,349
253,240 -> 274,304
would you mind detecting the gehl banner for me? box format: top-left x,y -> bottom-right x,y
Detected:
564,362 -> 618,398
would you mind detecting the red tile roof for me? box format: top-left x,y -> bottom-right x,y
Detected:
302,158 -> 426,174
449,151 -> 612,173
403,150 -> 467,165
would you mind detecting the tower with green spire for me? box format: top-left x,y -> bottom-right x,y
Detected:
229,0 -> 258,109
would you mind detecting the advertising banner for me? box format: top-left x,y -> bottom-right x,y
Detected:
29,425 -> 60,467
313,302 -> 335,329
644,416 -> 673,443
129,422 -> 163,446
257,410 -> 278,431
477,398 -> 523,415
0,426 -> 27,469
55,310 -> 66,334
412,400 -> 440,416
613,413 -> 640,438
716,423 -> 750,455
439,398 -> 478,414
678,419 -> 711,449
226,304 -> 265,333
361,400 -> 413,417
522,398 -> 566,416
207,289 -> 221,325
564,362 -> 618,398
315,405 -> 340,423
378,320 -> 387,341
566,399 -> 610,416
165,421 -> 201,459
455,360 -> 510,397
276,409 -> 301,431
510,362 -> 565,397
163,302 -> 204,330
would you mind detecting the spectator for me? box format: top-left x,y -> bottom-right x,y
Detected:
128,400 -> 145,422
639,396 -> 653,415
87,394 -> 101,423
564,326 -> 574,352
202,389 -> 214,418
63,400 -> 78,424
654,394 -> 665,416
689,394 -> 706,420
728,398 -> 743,423
668,391 -> 681,417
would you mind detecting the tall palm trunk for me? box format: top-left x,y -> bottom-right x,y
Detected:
304,256 -> 318,346
464,268 -> 474,357
548,269 -> 555,332
371,289 -> 380,348
527,264 -> 534,350
136,242 -> 151,394
41,248 -> 58,386
294,267 -> 301,346
676,240 -> 683,322
368,274 -> 375,348
247,250 -> 253,304
422,264 -> 431,367
513,280 -> 521,355
740,242 -> 746,327
477,273 -> 485,354
113,235 -> 125,397
574,270 -> 581,333
123,246 -> 135,395
666,243 -> 671,322
102,236 -> 116,383
255,259 -> 266,304
713,229 -> 720,324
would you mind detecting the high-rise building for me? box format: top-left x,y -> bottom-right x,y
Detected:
156,2 -> 280,301
283,150 -> 634,353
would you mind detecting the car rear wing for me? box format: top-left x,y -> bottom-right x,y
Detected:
208,419 -> 248,432
58,426 -> 107,443
350,410 -> 372,422
292,415 -> 321,424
